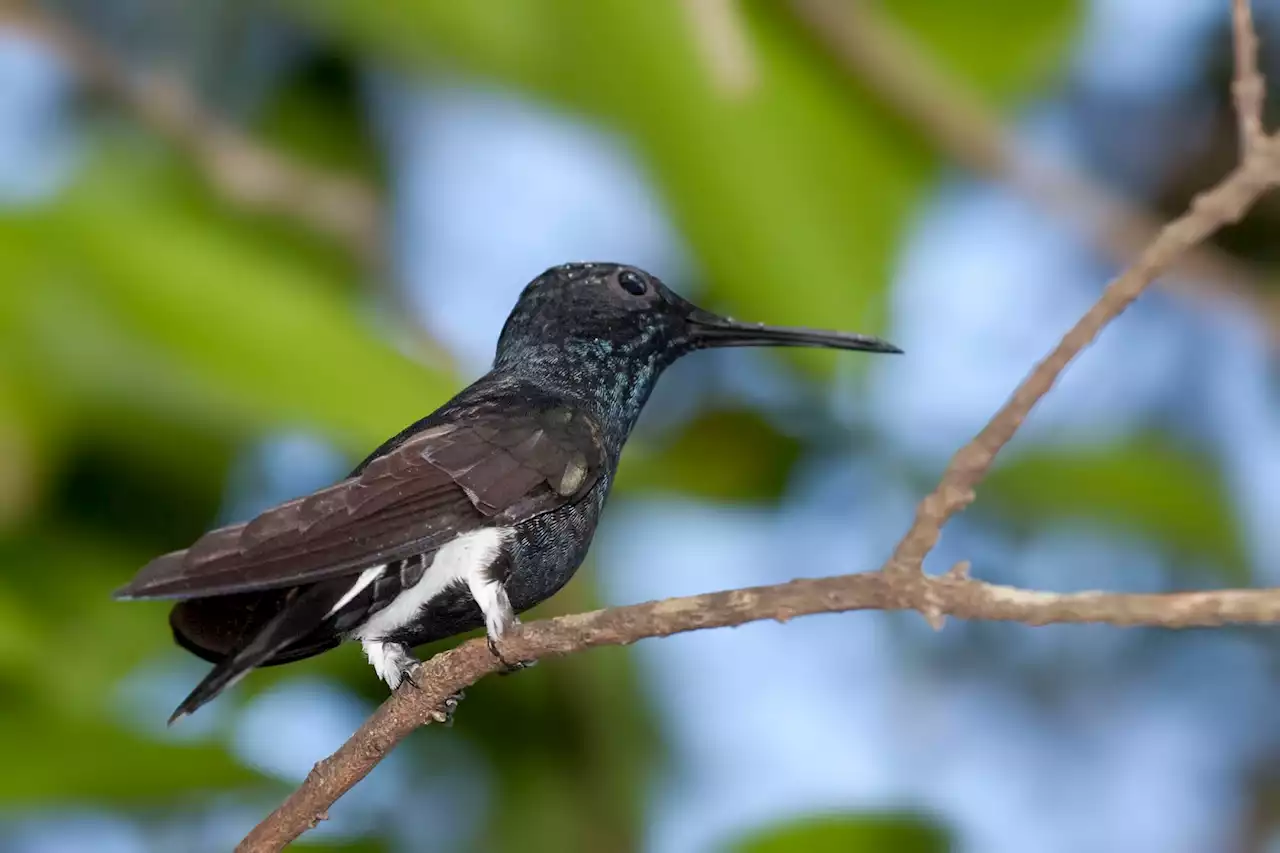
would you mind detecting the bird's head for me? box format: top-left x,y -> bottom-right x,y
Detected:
494,262 -> 901,370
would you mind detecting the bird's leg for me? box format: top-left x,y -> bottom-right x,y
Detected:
468,566 -> 534,675
363,639 -> 466,724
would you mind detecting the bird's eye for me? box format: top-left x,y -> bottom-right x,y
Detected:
617,270 -> 648,296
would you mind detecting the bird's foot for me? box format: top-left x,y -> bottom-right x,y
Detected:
363,640 -> 421,691
474,580 -> 532,674
487,624 -> 535,676
387,645 -> 422,691
428,690 -> 466,727
364,640 -> 464,724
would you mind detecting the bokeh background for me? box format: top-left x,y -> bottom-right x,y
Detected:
3,1 -> 1280,851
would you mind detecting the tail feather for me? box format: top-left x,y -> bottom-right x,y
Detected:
168,583 -> 344,723
169,590 -> 340,667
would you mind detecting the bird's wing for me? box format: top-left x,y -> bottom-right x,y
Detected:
115,403 -> 605,600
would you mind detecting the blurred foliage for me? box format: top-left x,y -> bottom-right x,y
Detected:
259,53 -> 385,180
0,155 -> 451,457
291,842 -> 390,853
4,0 -> 1262,852
0,532 -> 266,802
616,408 -> 803,500
728,812 -> 949,853
287,0 -> 1076,372
983,436 -> 1249,581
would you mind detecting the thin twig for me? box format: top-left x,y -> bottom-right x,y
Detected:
0,2 -> 462,371
230,2 -> 1280,848
885,149 -> 1277,579
682,0 -> 757,96
1233,0 -> 1268,155
1,1 -> 383,265
790,0 -> 1280,343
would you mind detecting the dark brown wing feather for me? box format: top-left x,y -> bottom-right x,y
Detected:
116,403 -> 604,600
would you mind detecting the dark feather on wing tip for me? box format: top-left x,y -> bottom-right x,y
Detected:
113,550 -> 187,599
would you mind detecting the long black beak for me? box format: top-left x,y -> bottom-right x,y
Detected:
686,308 -> 902,354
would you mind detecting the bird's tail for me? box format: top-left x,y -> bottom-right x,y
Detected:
168,584 -> 340,724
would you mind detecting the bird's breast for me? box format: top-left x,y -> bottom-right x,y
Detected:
505,484 -> 606,611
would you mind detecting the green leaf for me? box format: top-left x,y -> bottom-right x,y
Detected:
0,369 -> 63,529
284,0 -> 1080,372
886,0 -> 1078,99
616,409 -> 803,501
0,712 -> 263,803
0,530 -> 223,717
982,436 -> 1248,581
0,154 -> 453,457
729,813 -> 949,853
259,55 -> 385,179
0,531 -> 267,802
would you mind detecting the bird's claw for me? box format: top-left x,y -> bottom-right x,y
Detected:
487,634 -> 535,675
374,641 -> 422,692
427,690 -> 466,727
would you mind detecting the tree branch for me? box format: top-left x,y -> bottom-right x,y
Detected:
682,0 -> 757,97
1233,0 -> 1268,155
1,1 -> 383,266
790,0 -> 1280,344
230,2 -> 1280,848
884,148 -> 1277,584
239,568 -> 1280,852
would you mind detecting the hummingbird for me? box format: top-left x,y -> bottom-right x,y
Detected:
116,263 -> 900,722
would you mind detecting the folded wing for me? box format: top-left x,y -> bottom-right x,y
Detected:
115,401 -> 605,600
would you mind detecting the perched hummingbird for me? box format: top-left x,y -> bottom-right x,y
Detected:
116,263 -> 900,722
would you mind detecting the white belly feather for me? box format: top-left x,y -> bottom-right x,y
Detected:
352,526 -> 514,642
